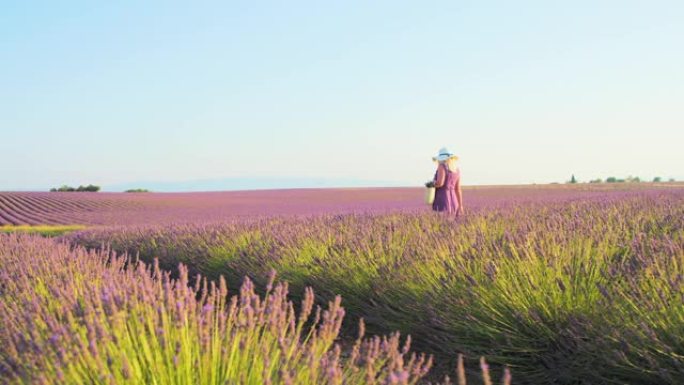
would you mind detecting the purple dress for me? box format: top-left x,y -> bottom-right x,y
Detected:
432,164 -> 460,213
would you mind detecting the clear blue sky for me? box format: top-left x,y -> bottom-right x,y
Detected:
2,0 -> 682,191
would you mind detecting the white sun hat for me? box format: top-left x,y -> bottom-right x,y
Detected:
432,147 -> 459,162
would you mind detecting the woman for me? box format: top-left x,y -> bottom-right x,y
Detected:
432,147 -> 463,215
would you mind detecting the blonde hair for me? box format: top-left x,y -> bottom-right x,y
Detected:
438,157 -> 459,172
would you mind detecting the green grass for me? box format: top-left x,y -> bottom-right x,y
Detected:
0,225 -> 86,237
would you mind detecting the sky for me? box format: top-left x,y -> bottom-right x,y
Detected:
1,0 -> 683,191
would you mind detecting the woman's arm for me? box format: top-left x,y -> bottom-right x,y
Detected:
434,166 -> 446,188
456,176 -> 464,214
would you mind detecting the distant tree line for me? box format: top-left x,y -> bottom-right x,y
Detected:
49,184 -> 101,192
568,176 -> 676,184
124,188 -> 150,193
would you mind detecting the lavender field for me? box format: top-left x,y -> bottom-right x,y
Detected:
3,234 -> 485,385
1,183 -> 678,225
1,185 -> 683,384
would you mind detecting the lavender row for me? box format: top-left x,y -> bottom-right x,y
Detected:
0,234 -> 508,384
67,189 -> 684,383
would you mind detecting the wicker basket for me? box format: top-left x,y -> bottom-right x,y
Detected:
425,187 -> 435,205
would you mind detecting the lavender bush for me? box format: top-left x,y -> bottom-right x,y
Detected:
0,234 -> 505,385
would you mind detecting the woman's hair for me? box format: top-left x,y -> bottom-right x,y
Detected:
438,158 -> 459,172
